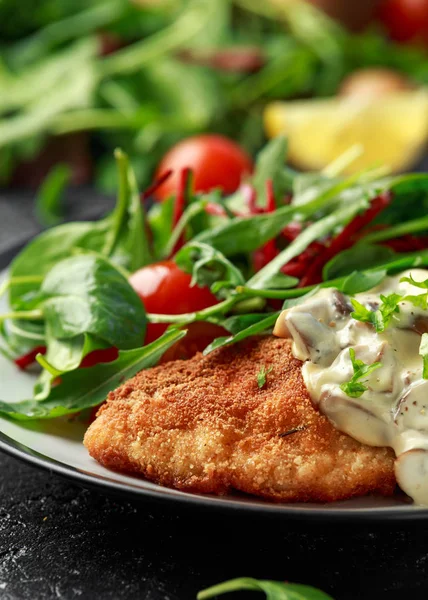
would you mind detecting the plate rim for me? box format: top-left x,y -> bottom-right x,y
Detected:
2,243 -> 428,521
3,428 -> 428,521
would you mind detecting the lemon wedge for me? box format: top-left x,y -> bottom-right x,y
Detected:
264,90 -> 428,174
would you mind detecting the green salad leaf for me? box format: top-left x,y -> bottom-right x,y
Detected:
197,577 -> 334,600
8,149 -> 147,309
203,312 -> 279,355
0,329 -> 186,420
40,253 -> 146,348
252,136 -> 292,207
175,241 -> 245,297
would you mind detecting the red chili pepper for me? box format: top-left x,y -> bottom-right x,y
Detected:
253,180 -> 279,270
384,235 -> 428,253
241,183 -> 263,215
14,346 -> 46,371
282,222 -> 303,242
141,169 -> 173,202
298,192 -> 391,288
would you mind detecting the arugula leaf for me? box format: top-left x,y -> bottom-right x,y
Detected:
250,272 -> 299,291
35,163 -> 71,228
248,198 -> 368,290
0,329 -> 186,420
340,348 -> 382,398
420,333 -> 428,380
102,148 -> 151,271
252,136 -> 292,207
257,365 -> 272,388
194,203 -> 297,257
219,313 -> 275,335
175,241 -> 245,297
197,577 -> 334,600
147,196 -> 174,261
338,270 -> 387,295
40,253 -> 146,348
8,149 -> 148,309
203,312 -> 279,355
322,244 -> 396,280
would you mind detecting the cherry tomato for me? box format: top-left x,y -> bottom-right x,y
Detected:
153,135 -> 253,201
377,0 -> 428,45
129,260 -> 219,344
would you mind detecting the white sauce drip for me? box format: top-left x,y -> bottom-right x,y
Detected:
273,269 -> 428,505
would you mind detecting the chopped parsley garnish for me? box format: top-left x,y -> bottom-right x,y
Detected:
350,275 -> 428,333
340,348 -> 382,398
257,365 -> 273,389
350,293 -> 401,332
420,333 -> 428,380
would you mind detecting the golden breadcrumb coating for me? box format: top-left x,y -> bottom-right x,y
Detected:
84,336 -> 396,502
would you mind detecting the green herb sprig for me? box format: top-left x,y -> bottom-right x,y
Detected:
257,365 -> 273,389
340,348 -> 382,399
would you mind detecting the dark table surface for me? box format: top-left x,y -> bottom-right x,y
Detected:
1,191 -> 428,600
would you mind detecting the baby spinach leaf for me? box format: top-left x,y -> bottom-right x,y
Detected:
43,332 -> 108,373
9,219 -> 110,308
175,241 -> 245,297
1,318 -> 45,356
197,577 -> 334,600
0,329 -> 186,420
40,253 -> 146,348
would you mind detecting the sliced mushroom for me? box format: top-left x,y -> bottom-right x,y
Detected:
395,449 -> 428,507
319,393 -> 391,448
273,310 -> 290,339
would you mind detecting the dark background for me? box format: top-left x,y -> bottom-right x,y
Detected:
1,193 -> 428,600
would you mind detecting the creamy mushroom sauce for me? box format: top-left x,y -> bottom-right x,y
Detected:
273,269 -> 428,505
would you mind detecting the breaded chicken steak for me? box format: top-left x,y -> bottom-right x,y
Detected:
84,336 -> 396,502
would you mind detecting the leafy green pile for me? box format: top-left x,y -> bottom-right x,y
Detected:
2,137 -> 428,420
1,0 -> 427,193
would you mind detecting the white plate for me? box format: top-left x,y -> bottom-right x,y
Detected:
1,269 -> 428,520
